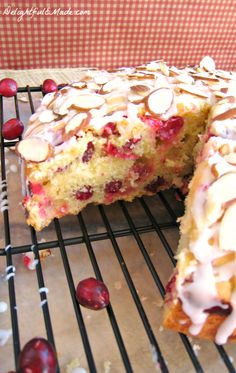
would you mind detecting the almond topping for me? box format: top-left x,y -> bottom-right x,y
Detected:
212,107 -> 236,121
130,85 -> 150,96
159,62 -> 169,77
199,56 -> 216,72
211,164 -> 219,178
224,152 -> 236,165
39,110 -> 57,123
24,123 -> 46,138
219,144 -> 230,156
65,113 -> 88,135
213,252 -> 235,266
128,94 -> 144,104
218,96 -> 235,105
175,74 -> 194,84
16,138 -> 52,163
71,81 -> 87,89
73,94 -> 105,110
177,84 -> 209,98
94,75 -> 110,85
145,88 -> 173,116
101,77 -> 123,93
192,73 -> 219,82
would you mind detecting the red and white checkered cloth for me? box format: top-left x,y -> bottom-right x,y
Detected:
0,0 -> 235,70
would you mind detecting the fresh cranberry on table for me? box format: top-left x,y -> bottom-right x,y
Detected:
18,337 -> 57,373
42,79 -> 58,94
2,118 -> 24,140
76,277 -> 110,310
0,78 -> 18,97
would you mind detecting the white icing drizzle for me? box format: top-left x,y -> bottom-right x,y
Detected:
0,329 -> 12,346
5,273 -> 15,281
40,299 -> 48,307
4,244 -> 11,252
0,301 -> 7,313
39,287 -> 49,294
5,265 -> 16,273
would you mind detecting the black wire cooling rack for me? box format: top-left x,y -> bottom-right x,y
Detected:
0,86 -> 236,373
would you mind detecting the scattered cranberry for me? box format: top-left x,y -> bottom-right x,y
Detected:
76,186 -> 93,200
42,79 -> 58,94
145,177 -> 165,193
105,180 -> 122,193
2,118 -> 24,140
76,277 -> 110,310
158,116 -> 184,142
18,337 -> 57,373
102,122 -> 118,137
0,78 -> 18,97
82,142 -> 95,163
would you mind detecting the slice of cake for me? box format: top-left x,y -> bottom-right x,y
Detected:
16,57 -> 234,232
163,94 -> 236,344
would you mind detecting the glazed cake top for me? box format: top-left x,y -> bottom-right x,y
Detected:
16,56 -> 236,163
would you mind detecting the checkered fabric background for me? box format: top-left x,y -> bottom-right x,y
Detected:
0,0 -> 235,70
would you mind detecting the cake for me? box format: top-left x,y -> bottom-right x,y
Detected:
163,93 -> 236,344
16,56 -> 236,343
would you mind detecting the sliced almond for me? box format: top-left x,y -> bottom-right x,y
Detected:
218,96 -> 235,105
216,70 -> 232,81
65,113 -> 88,136
39,110 -> 57,123
159,62 -> 169,77
71,81 -> 87,89
177,83 -> 209,98
211,164 -> 219,178
145,88 -> 173,116
130,85 -> 150,96
212,107 -> 236,121
128,93 -> 144,104
214,91 -> 227,98
213,252 -> 235,266
94,75 -> 110,85
16,138 -> 53,163
224,152 -> 236,165
41,92 -> 57,107
73,94 -> 105,110
101,77 -> 123,93
53,95 -> 78,116
29,112 -> 40,124
199,56 -> 216,72
24,123 -> 46,138
175,74 -> 194,84
87,82 -> 101,90
219,143 -> 230,156
128,72 -> 155,80
219,202 -> 236,251
206,172 -> 236,224
192,73 -> 219,82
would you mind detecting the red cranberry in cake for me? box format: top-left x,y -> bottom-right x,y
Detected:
145,177 -> 165,193
105,141 -> 138,160
158,116 -> 184,142
2,118 -> 24,140
204,303 -> 232,316
82,141 -> 95,163
76,186 -> 93,200
105,180 -> 122,194
102,122 -> 118,137
76,277 -> 110,310
132,162 -> 153,182
0,78 -> 18,97
140,115 -> 163,130
42,79 -> 58,94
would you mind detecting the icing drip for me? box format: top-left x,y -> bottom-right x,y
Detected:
179,263 -> 225,335
216,291 -> 236,344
